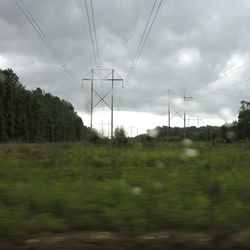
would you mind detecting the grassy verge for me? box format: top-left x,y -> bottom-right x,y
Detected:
0,142 -> 250,236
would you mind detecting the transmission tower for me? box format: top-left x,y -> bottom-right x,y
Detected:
82,68 -> 123,138
187,116 -> 203,128
167,89 -> 184,139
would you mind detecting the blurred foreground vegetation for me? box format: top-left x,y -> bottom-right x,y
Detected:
1,142 -> 250,237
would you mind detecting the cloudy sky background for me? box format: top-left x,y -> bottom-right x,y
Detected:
1,0 -> 250,136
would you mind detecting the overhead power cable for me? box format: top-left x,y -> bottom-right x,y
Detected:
126,0 -> 163,82
83,0 -> 100,68
197,86 -> 250,103
195,77 -> 250,99
90,0 -> 101,67
127,0 -> 157,80
193,60 -> 250,92
14,0 -> 79,84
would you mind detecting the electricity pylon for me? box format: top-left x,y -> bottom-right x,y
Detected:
167,89 -> 184,139
82,68 -> 123,138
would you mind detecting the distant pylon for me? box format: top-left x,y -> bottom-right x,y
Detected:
167,89 -> 183,139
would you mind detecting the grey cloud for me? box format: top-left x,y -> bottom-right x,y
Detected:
1,0 -> 250,123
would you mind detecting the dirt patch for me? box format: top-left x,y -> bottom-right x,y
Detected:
1,231 -> 250,250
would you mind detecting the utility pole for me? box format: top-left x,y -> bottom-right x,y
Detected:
186,116 -> 203,128
98,120 -> 110,137
183,90 -> 193,138
168,89 -> 171,139
101,120 -> 104,136
130,125 -> 137,137
111,69 -> 114,138
82,68 -> 123,138
90,69 -> 94,128
197,116 -> 203,128
107,120 -> 110,138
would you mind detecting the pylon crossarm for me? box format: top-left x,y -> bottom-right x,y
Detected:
115,72 -> 123,80
93,70 -> 101,78
82,78 -> 123,82
103,71 -> 112,79
82,71 -> 91,80
103,79 -> 123,81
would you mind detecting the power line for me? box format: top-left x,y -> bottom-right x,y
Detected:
19,1 -> 65,66
127,0 -> 157,80
193,60 -> 250,92
195,77 -> 250,99
90,0 -> 101,67
14,0 -> 61,64
14,0 -> 79,84
197,87 -> 250,103
126,0 -> 163,82
132,0 -> 163,72
83,0 -> 100,68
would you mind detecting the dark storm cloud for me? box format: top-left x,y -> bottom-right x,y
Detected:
1,0 -> 250,121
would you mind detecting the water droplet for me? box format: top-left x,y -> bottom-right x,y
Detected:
184,148 -> 199,158
219,108 -> 234,122
226,131 -> 235,139
153,182 -> 163,190
156,161 -> 165,169
132,187 -> 142,195
182,138 -> 193,147
147,128 -> 159,138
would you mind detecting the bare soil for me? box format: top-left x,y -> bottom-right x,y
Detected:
2,231 -> 250,250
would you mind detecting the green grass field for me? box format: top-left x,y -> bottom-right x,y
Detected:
1,142 -> 250,237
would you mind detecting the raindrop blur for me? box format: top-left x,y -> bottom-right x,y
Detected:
173,96 -> 196,110
132,187 -> 142,195
226,131 -> 235,139
219,108 -> 234,122
153,182 -> 163,190
182,138 -> 193,147
184,148 -> 199,158
147,128 -> 159,138
156,161 -> 165,169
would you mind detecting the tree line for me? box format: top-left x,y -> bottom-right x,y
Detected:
136,101 -> 250,143
2,68 -> 250,144
0,68 -> 92,142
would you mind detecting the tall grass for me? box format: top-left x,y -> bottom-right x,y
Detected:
0,142 -> 250,236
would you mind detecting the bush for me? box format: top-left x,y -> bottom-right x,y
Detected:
113,127 -> 128,146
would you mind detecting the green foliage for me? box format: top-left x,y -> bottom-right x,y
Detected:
0,68 -> 90,142
0,143 -> 250,236
237,100 -> 250,140
140,101 -> 250,143
113,127 -> 128,146
136,125 -> 222,143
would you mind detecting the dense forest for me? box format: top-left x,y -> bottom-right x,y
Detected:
0,68 -> 90,142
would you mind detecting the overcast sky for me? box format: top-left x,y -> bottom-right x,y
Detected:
1,0 -> 250,135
